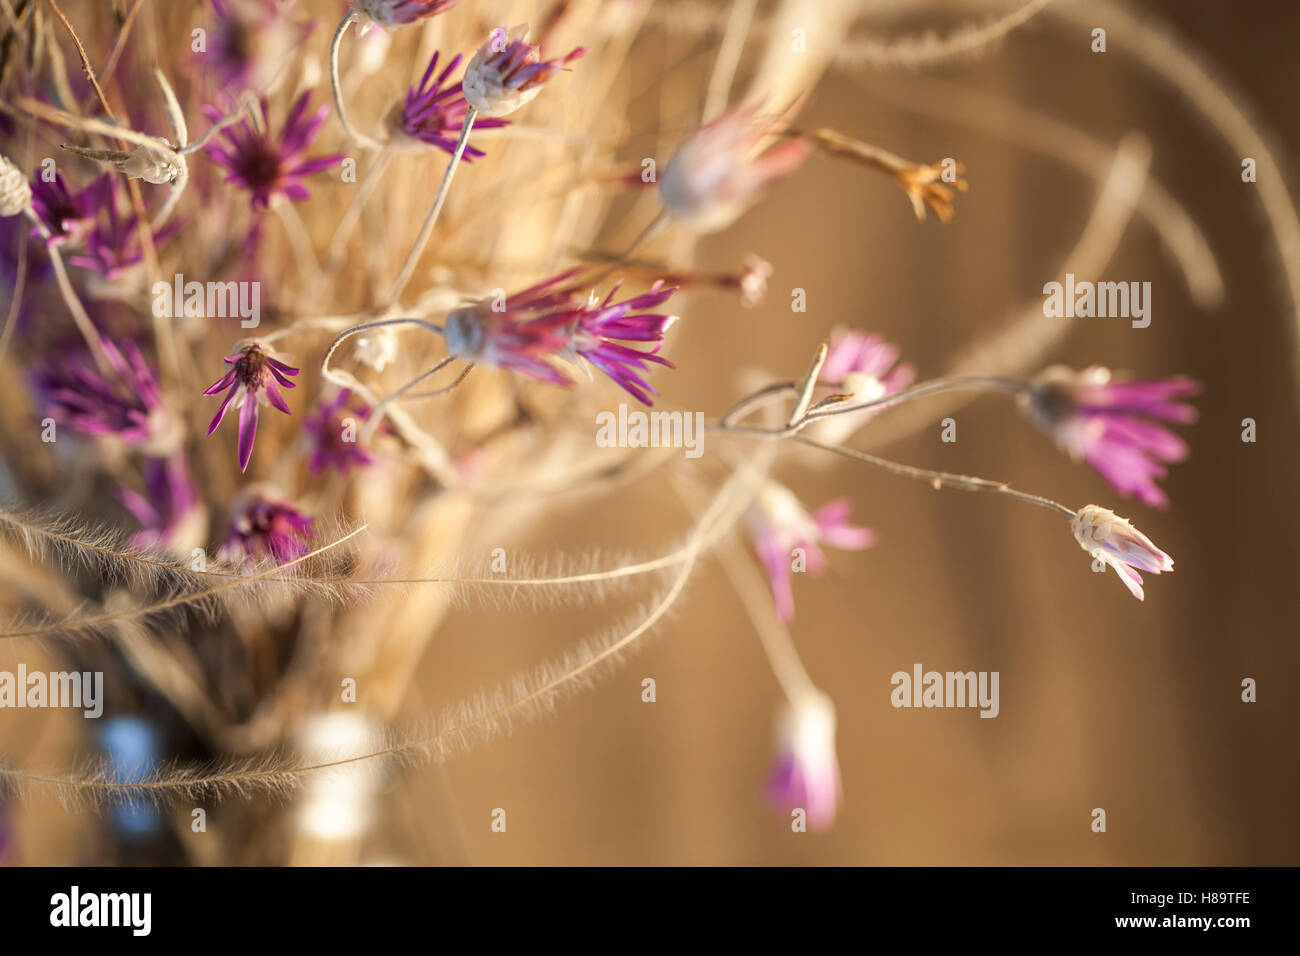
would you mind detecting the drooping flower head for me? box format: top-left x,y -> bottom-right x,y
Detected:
461,26 -> 586,118
443,270 -> 680,405
813,329 -> 915,444
747,482 -> 875,623
31,338 -> 177,450
352,0 -> 457,29
204,0 -> 312,93
220,485 -> 314,565
119,454 -> 206,555
204,91 -> 344,210
204,343 -> 299,471
659,103 -> 812,233
1022,366 -> 1200,509
305,388 -> 382,475
767,691 -> 842,831
1071,504 -> 1174,602
394,51 -> 509,159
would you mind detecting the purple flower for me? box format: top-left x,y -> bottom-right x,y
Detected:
305,389 -> 380,475
461,26 -> 585,118
204,91 -> 344,210
220,487 -> 314,565
443,272 -> 590,386
204,0 -> 312,93
59,175 -> 181,279
119,454 -> 206,554
397,51 -> 508,159
747,482 -> 874,623
1071,505 -> 1173,601
353,0 -> 458,29
443,271 -> 680,405
31,338 -> 173,448
204,344 -> 299,471
1023,366 -> 1200,509
767,692 -> 841,831
28,170 -> 97,246
569,282 -> 678,406
659,103 -> 812,233
814,329 -> 915,443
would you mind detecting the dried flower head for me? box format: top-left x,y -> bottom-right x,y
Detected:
767,691 -> 842,831
60,175 -> 182,279
204,91 -> 343,210
32,339 -> 177,451
117,142 -> 180,185
29,170 -> 97,246
1071,504 -> 1174,601
748,482 -> 874,622
305,389 -> 381,475
461,26 -> 586,118
220,486 -> 314,565
394,51 -> 509,159
204,344 -> 300,471
119,454 -> 206,555
0,153 -> 30,216
658,103 -> 811,233
205,0 -> 312,92
813,329 -> 915,444
352,0 -> 458,29
444,271 -> 679,404
1023,366 -> 1200,509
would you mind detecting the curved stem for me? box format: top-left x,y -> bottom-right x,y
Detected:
385,108 -> 478,306
329,11 -> 382,152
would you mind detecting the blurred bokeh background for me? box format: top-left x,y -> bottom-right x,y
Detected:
4,0 -> 1298,864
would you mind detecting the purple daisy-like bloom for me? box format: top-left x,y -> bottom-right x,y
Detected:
31,338 -> 171,447
28,170 -> 98,247
1071,504 -> 1174,601
461,26 -> 585,118
767,691 -> 842,831
204,91 -> 344,210
1023,366 -> 1200,510
204,0 -> 312,93
220,487 -> 314,565
204,344 -> 299,471
60,175 -> 181,279
305,389 -> 380,475
814,329 -> 915,443
569,281 -> 679,406
353,0 -> 457,29
397,51 -> 508,159
119,454 -> 206,554
747,482 -> 875,623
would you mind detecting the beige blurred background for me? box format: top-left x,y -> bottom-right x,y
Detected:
8,0 -> 1300,865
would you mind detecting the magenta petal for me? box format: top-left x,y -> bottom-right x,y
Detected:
237,399 -> 258,471
207,387 -> 237,434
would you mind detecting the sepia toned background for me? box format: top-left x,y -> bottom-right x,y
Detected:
5,0 -> 1299,865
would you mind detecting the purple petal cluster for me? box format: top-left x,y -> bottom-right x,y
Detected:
204,344 -> 299,471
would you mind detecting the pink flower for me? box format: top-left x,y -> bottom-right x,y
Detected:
203,91 -> 344,210
220,487 -> 314,565
352,0 -> 457,29
747,482 -> 874,623
444,270 -> 680,405
305,389 -> 381,475
119,454 -> 206,555
814,329 -> 915,443
204,344 -> 299,471
1071,504 -> 1174,601
461,26 -> 585,118
1023,366 -> 1199,510
397,51 -> 509,159
767,691 -> 841,831
659,103 -> 811,232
